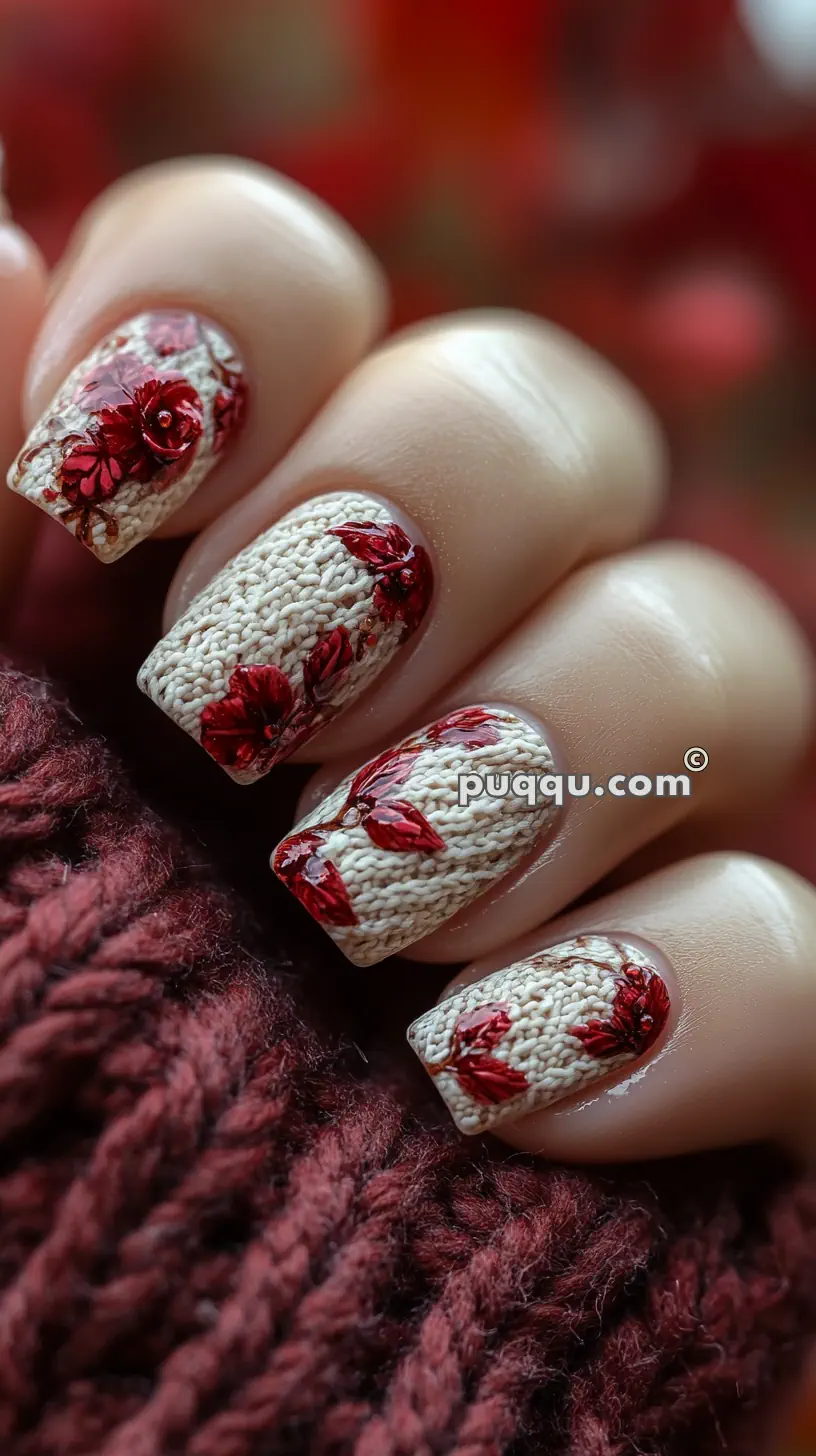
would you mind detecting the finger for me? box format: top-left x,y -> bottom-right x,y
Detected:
8,158 -> 385,561
272,544 -> 813,966
139,315 -> 664,778
0,209 -> 48,610
407,852 -> 816,1162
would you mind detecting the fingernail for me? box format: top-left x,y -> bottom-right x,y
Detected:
271,705 -> 557,965
138,492 -> 434,781
408,934 -> 672,1134
7,310 -> 247,561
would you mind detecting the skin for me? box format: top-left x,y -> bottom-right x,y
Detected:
5,160 -> 816,1162
0,218 -> 48,607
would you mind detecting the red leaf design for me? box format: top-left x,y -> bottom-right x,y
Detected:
363,801 -> 445,853
76,353 -> 152,410
213,374 -> 248,454
426,707 -> 502,749
199,664 -> 295,770
328,520 -> 407,568
570,962 -> 670,1060
146,312 -> 200,356
97,376 -> 204,486
59,433 -> 124,505
372,542 -> 433,635
452,1002 -> 512,1054
272,832 -> 358,927
302,626 -> 354,703
349,746 -> 422,805
329,521 -> 433,637
454,1053 -> 529,1106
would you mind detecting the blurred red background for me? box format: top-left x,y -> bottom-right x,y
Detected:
0,3 -> 814,1444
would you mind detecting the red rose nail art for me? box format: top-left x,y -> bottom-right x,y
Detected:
408,935 -> 672,1134
270,716 -> 449,925
139,494 -> 435,783
9,310 -> 247,561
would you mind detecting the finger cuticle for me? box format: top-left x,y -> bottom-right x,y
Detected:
7,309 -> 247,561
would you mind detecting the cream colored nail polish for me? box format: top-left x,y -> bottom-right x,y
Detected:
408,934 -> 671,1134
271,705 -> 558,964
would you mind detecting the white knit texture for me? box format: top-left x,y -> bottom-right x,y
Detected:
138,492 -> 426,783
7,311 -> 242,562
408,935 -> 663,1133
278,706 -> 557,964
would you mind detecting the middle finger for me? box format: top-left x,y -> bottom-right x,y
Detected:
140,314 -> 664,776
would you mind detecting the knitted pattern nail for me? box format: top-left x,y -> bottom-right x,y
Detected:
0,662 -> 814,1455
138,492 -> 433,782
272,705 -> 557,964
408,934 -> 671,1133
8,310 -> 246,561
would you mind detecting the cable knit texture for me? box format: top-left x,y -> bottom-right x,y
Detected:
0,661 -> 814,1455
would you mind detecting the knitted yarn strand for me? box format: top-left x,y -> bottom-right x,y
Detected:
0,663 -> 813,1455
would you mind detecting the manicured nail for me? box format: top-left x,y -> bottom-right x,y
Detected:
271,705 -> 558,965
7,310 -> 247,561
408,934 -> 671,1134
138,492 -> 433,782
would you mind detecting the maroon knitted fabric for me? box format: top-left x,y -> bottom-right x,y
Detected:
0,661 -> 814,1456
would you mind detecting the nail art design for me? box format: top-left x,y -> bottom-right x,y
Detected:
7,310 -> 246,561
408,935 -> 671,1134
271,705 -> 558,965
138,493 -> 434,782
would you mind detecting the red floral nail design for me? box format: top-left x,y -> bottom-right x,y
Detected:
97,376 -> 204,485
570,962 -> 670,1058
363,802 -> 445,853
200,664 -> 297,771
423,1002 -> 530,1106
213,375 -> 248,456
76,353 -> 152,410
9,310 -> 247,561
272,832 -> 358,927
425,707 -> 503,749
146,312 -> 201,356
43,376 -> 205,545
194,511 -> 433,780
341,737 -> 442,854
271,708 -> 493,925
409,936 -> 671,1133
329,521 -> 433,637
199,627 -> 355,773
44,433 -> 125,546
302,626 -> 354,704
349,745 -> 422,804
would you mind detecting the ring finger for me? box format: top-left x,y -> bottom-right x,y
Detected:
272,541 -> 813,966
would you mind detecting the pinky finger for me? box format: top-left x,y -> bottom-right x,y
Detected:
408,852 -> 816,1163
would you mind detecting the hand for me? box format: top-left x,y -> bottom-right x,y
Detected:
6,159 -> 815,1163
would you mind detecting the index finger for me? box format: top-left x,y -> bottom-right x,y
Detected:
9,159 -> 385,559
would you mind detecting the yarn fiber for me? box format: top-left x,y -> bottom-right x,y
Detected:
0,661 -> 814,1455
